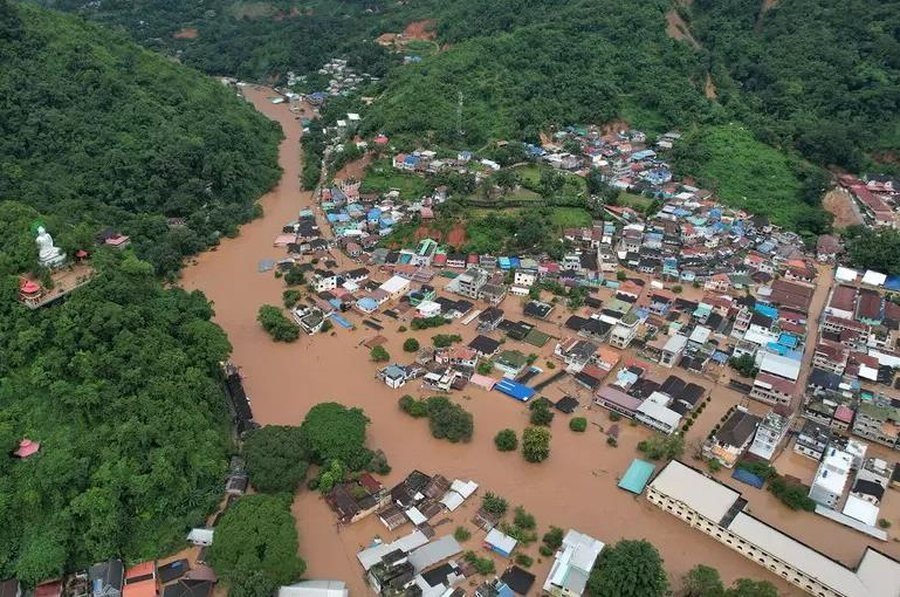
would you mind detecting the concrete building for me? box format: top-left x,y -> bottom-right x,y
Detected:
542,530 -> 604,597
703,408 -> 760,468
513,269 -> 537,287
634,392 -> 682,435
608,312 -> 640,349
749,373 -> 796,407
378,275 -> 411,301
646,460 -> 900,597
794,419 -> 833,461
659,335 -> 687,368
748,408 -> 792,461
809,446 -> 853,508
852,399 -> 900,450
451,268 -> 489,300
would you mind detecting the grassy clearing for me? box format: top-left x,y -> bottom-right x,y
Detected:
677,124 -> 804,226
229,2 -> 277,19
360,158 -> 430,200
515,164 -> 543,186
549,207 -> 592,228
513,163 -> 586,196
617,192 -> 652,210
402,39 -> 439,55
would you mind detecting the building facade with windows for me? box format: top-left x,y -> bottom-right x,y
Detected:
646,460 -> 900,597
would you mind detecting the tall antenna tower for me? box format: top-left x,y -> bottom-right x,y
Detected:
457,91 -> 464,138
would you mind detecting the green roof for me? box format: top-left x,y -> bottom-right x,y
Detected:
497,350 -> 527,367
618,459 -> 656,494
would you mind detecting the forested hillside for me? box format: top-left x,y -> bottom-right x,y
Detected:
688,0 -> 900,173
32,0 -> 402,82
0,1 -> 286,583
0,207 -> 233,583
1,1 -> 282,276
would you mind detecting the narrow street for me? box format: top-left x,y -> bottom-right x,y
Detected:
793,264 -> 835,411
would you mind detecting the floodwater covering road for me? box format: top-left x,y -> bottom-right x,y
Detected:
181,88 -> 896,596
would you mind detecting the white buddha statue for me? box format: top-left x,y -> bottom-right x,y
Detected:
36,226 -> 66,268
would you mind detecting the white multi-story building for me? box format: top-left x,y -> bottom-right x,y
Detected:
748,408 -> 792,461
646,460 -> 900,597
542,530 -> 604,597
809,446 -> 854,508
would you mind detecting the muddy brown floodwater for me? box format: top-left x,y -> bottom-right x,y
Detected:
180,88 -> 898,596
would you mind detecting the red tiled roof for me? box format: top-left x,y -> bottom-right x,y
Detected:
815,340 -> 846,361
122,579 -> 156,597
754,372 -> 797,396
358,472 -> 382,494
125,562 -> 155,581
830,285 -> 858,312
834,405 -> 855,423
856,291 -> 882,319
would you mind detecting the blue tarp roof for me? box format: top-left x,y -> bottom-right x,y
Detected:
712,350 -> 730,364
357,297 -> 378,310
330,313 -> 352,328
509,257 -> 521,269
778,333 -> 799,348
885,276 -> 900,291
754,303 -> 778,319
493,379 -> 535,402
732,468 -> 765,489
766,342 -> 788,356
618,459 -> 655,494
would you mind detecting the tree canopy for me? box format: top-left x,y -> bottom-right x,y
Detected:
425,396 -> 474,443
0,0 -> 291,586
586,539 -> 669,597
299,402 -> 373,470
521,426 -> 551,463
0,251 -> 233,583
842,225 -> 900,276
242,426 -> 309,494
208,495 -> 305,597
0,1 -> 282,277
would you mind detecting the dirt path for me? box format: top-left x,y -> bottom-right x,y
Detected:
334,153 -> 371,181
665,8 -> 700,49
176,89 -> 900,596
704,73 -> 718,100
794,264 -> 834,411
823,187 -> 863,229
403,19 -> 436,41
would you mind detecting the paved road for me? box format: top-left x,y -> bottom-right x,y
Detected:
793,264 -> 834,411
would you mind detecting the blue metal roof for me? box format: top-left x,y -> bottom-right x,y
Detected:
493,379 -> 535,402
732,468 -> 764,489
754,303 -> 778,319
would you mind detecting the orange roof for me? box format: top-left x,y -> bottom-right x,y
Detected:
595,346 -> 621,368
126,561 -> 156,581
618,281 -> 641,296
122,578 -> 157,597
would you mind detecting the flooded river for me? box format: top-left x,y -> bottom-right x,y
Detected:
181,88 -> 896,596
